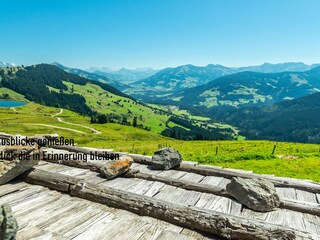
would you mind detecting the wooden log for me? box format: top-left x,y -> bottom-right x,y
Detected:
280,198 -> 320,217
125,170 -> 320,217
176,163 -> 320,194
48,146 -> 320,194
21,168 -> 78,192
43,152 -> 104,172
48,145 -> 115,155
21,169 -> 311,240
124,170 -> 229,197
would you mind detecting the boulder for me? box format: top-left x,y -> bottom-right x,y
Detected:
150,147 -> 182,170
100,156 -> 133,180
0,145 -> 41,185
226,177 -> 280,212
0,204 -> 18,240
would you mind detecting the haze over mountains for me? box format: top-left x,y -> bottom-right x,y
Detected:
52,62 -> 129,91
0,61 -> 15,67
86,67 -> 159,84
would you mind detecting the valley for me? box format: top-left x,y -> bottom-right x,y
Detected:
1,61 -> 320,182
1,102 -> 320,182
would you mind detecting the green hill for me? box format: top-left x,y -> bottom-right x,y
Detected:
0,64 -> 238,140
165,67 -> 320,108
1,102 -> 320,182
124,64 -> 236,102
212,92 -> 320,143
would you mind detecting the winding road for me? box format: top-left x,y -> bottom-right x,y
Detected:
52,108 -> 102,134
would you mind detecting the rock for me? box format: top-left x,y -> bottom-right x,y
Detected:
150,147 -> 182,170
100,156 -> 133,180
0,145 -> 41,185
0,204 -> 18,240
226,177 -> 281,212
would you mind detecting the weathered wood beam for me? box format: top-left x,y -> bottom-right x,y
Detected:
124,169 -> 230,197
176,163 -> 320,194
21,169 -> 311,240
47,145 -> 115,155
125,170 -> 320,217
44,154 -> 104,172
47,146 -> 320,194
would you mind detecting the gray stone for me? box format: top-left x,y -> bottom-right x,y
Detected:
1,203 -> 18,240
226,177 -> 281,212
151,147 -> 182,170
100,156 -> 133,180
0,145 -> 41,185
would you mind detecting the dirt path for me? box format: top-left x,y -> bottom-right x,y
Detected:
11,107 -> 18,112
52,109 -> 102,134
52,108 -> 63,117
26,124 -> 87,134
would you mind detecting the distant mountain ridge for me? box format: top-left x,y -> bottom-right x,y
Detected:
167,66 -> 320,108
124,64 -> 236,101
212,91 -> 320,143
87,67 -> 159,84
0,61 -> 16,67
52,62 -> 128,91
123,62 -> 320,102
236,62 -> 320,73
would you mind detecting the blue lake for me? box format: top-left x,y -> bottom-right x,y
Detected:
0,101 -> 27,107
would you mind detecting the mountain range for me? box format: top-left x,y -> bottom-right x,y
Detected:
52,62 -> 129,91
212,92 -> 320,143
0,64 -> 236,140
166,66 -> 320,108
0,61 -> 15,67
123,62 -> 320,102
86,67 -> 159,84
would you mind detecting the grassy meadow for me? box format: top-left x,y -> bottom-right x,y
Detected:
1,102 -> 320,182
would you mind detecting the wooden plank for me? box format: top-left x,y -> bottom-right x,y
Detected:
157,170 -> 187,179
303,214 -> 320,236
156,230 -> 196,240
173,189 -> 201,206
143,181 -> 165,197
126,180 -> 155,195
21,169 -> 316,239
283,210 -> 306,233
109,219 -> 154,240
127,171 -> 229,198
195,193 -> 217,209
276,188 -> 297,200
0,182 -> 211,240
133,164 -> 163,175
176,163 -> 320,194
180,228 -> 220,240
200,176 -> 224,186
179,172 -> 204,183
295,189 -> 318,204
217,178 -> 230,189
17,226 -> 68,240
0,181 -> 30,197
137,225 -> 165,240
206,196 -> 241,216
99,177 -> 140,191
241,208 -> 269,222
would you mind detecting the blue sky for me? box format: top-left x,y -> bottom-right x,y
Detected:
1,0 -> 320,69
